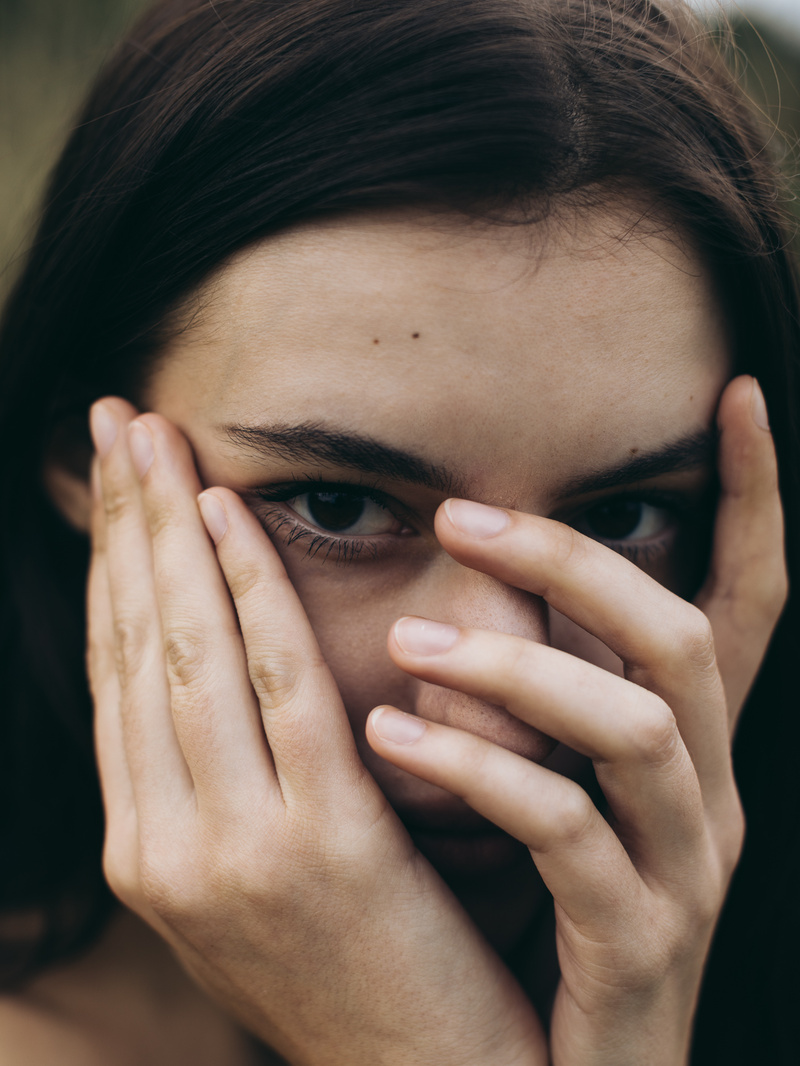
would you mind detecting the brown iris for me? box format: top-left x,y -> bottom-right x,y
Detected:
305,491 -> 368,532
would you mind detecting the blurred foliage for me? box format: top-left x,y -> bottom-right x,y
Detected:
1,1 -> 799,296
0,0 -> 151,291
727,14 -> 800,217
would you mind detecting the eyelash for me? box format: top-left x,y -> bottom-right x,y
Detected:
250,482 -> 694,567
565,490 -> 692,563
251,482 -> 404,564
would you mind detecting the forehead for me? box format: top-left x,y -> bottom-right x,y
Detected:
149,207 -> 729,491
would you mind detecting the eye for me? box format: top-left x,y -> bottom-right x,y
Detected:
286,490 -> 403,536
574,498 -> 672,543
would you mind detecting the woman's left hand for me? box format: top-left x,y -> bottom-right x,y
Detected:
366,375 -> 787,1065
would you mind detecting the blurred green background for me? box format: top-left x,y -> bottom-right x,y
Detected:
1,0 -> 152,294
1,0 -> 798,299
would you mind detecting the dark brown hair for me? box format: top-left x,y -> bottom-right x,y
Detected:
1,1 -> 798,1060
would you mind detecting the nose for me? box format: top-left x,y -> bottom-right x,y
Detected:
400,555 -> 555,762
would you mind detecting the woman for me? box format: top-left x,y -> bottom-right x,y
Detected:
0,0 -> 797,1062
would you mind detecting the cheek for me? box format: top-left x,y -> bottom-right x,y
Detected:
280,555 -> 629,701
280,561 -> 451,802
277,560 -> 414,730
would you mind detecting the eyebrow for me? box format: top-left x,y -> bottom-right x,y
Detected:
559,427 -> 717,496
224,421 -> 466,496
223,421 -> 716,498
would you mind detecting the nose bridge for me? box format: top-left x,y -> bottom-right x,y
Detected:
408,554 -> 548,644
401,556 -> 553,758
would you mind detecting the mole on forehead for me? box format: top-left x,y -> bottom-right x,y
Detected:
152,203 -> 726,433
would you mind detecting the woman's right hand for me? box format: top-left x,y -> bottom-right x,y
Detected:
87,397 -> 546,1066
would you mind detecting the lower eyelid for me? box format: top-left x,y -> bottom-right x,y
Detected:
260,506 -> 376,562
570,499 -> 680,543
252,503 -> 407,564
613,535 -> 672,563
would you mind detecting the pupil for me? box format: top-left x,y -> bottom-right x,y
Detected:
585,500 -> 642,539
307,491 -> 366,532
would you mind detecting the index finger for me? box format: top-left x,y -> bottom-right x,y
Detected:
87,456 -> 134,832
434,495 -> 732,802
197,486 -> 368,808
694,375 -> 787,727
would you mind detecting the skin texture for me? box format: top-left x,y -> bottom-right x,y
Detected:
141,208 -> 734,943
6,207 -> 786,1064
147,207 -> 728,868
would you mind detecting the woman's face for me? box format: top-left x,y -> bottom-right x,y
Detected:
143,206 -> 729,886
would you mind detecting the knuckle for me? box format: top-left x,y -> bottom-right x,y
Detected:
249,648 -> 308,709
113,614 -> 152,678
682,864 -> 729,931
606,908 -> 691,994
694,876 -> 727,928
103,856 -> 138,908
624,695 -> 680,766
247,637 -> 325,710
137,842 -> 204,923
612,942 -> 662,993
102,479 -> 135,525
716,794 -> 746,876
102,827 -> 140,907
634,940 -> 681,992
553,784 -> 596,848
673,604 -> 717,672
204,838 -> 271,898
163,624 -> 213,690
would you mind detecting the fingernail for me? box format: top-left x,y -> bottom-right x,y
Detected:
127,421 -> 155,478
394,616 -> 459,656
89,403 -> 118,458
751,378 -> 770,432
198,492 -> 228,544
444,498 -> 509,538
371,707 -> 427,745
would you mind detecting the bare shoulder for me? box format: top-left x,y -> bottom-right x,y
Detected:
0,994 -> 113,1066
0,911 -> 282,1066
0,987 -> 284,1066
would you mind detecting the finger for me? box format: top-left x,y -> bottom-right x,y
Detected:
88,455 -> 150,911
129,415 -> 276,813
91,398 -> 192,816
367,706 -> 640,929
386,618 -> 704,880
695,376 -> 787,727
88,456 -> 136,833
198,487 -> 365,805
434,496 -> 732,806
